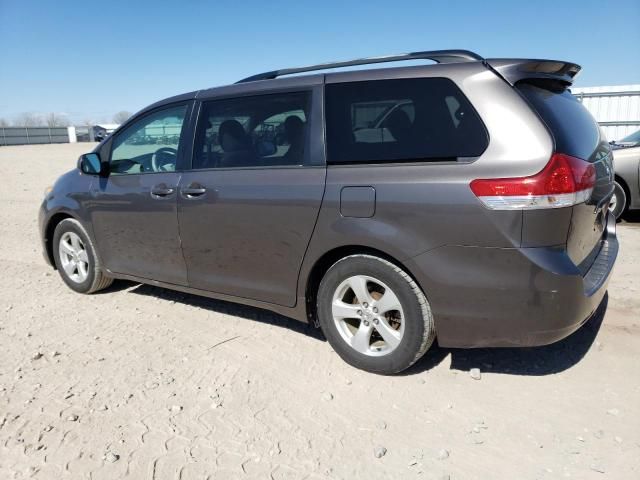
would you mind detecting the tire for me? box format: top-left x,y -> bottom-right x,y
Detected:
316,254 -> 435,374
609,181 -> 627,220
52,218 -> 113,294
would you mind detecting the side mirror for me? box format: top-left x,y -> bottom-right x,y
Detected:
78,153 -> 105,175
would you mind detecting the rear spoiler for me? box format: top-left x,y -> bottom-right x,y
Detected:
485,59 -> 581,86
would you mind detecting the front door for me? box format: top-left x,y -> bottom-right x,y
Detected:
89,103 -> 191,285
178,90 -> 325,307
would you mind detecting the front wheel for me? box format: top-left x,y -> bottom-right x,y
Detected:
53,218 -> 113,294
609,181 -> 627,220
317,254 -> 435,374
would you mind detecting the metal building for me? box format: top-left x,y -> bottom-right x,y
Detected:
572,84 -> 640,142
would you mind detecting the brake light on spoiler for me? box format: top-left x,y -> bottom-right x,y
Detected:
470,153 -> 596,210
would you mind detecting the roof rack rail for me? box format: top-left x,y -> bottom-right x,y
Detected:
236,49 -> 484,83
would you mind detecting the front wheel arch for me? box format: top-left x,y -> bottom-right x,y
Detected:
45,212 -> 101,270
45,212 -> 74,268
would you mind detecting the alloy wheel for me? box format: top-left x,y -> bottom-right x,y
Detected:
609,191 -> 617,213
331,275 -> 405,356
58,231 -> 89,283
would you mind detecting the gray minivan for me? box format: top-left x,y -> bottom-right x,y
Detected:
39,50 -> 618,374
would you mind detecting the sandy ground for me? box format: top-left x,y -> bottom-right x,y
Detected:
0,143 -> 639,480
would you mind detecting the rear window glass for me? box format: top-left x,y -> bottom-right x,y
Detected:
517,82 -> 602,161
325,78 -> 488,164
193,92 -> 310,169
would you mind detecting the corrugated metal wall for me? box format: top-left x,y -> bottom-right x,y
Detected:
572,84 -> 640,141
0,127 -> 70,146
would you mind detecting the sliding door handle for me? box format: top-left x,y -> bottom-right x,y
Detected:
150,184 -> 175,198
181,183 -> 207,198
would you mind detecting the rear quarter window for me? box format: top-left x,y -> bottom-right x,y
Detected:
325,78 -> 488,164
517,82 -> 602,161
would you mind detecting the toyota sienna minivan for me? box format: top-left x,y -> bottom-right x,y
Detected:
39,50 -> 618,374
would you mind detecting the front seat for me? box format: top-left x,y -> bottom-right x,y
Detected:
218,119 -> 255,167
282,116 -> 306,164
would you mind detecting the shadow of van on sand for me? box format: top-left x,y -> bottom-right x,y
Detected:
408,293 -> 608,376
105,281 -> 607,377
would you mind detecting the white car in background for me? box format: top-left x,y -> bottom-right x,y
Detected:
611,130 -> 640,218
611,129 -> 640,149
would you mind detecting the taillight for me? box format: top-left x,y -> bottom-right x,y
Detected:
470,153 -> 596,210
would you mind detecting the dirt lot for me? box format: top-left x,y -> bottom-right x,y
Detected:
1,143 -> 639,480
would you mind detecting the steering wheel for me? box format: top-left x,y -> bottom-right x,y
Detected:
151,147 -> 178,172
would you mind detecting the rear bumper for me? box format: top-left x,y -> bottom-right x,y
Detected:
406,213 -> 618,348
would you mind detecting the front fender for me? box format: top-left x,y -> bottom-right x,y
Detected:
39,169 -> 96,267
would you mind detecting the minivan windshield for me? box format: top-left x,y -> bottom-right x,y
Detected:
619,129 -> 640,143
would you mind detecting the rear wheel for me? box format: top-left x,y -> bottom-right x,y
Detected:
609,181 -> 627,220
317,254 -> 435,374
53,218 -> 113,294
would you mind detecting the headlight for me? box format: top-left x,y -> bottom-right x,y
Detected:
44,186 -> 53,197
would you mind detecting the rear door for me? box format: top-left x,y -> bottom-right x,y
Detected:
177,88 -> 325,307
517,81 -> 614,266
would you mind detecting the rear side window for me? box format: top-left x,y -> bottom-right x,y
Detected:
193,92 -> 310,169
325,78 -> 488,164
517,82 -> 602,161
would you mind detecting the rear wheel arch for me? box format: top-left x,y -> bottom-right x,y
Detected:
312,250 -> 436,373
304,245 -> 427,326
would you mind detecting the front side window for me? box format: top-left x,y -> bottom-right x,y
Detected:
193,92 -> 310,169
325,78 -> 488,164
110,104 -> 188,175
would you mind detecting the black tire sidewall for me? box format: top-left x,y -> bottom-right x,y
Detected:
52,219 -> 97,294
611,182 -> 627,220
317,256 -> 428,374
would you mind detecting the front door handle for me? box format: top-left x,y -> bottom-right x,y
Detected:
150,184 -> 175,198
181,183 -> 207,199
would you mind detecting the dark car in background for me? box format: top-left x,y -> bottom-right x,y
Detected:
39,50 -> 617,374
91,124 -> 119,143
